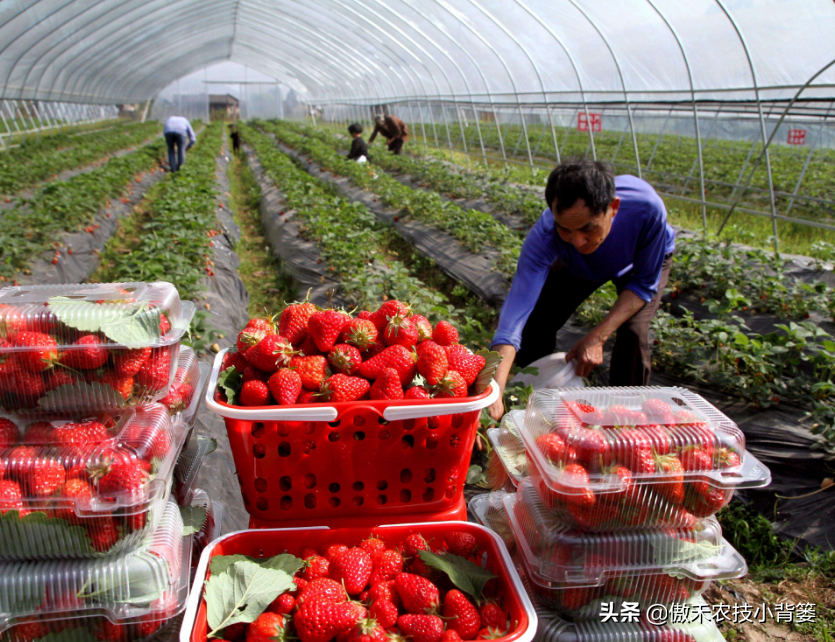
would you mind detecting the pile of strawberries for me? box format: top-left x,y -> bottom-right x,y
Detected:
0,409 -> 173,553
219,298 -> 488,406
531,398 -> 741,529
228,531 -> 514,642
0,303 -> 177,409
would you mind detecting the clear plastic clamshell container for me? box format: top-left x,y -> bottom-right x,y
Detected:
469,491 -> 517,553
161,347 -> 202,421
519,387 -> 770,529
487,410 -> 529,488
533,596 -> 726,642
503,480 -> 747,618
174,437 -> 216,505
0,281 -> 195,414
0,499 -> 193,642
188,489 -> 224,578
0,404 -> 188,559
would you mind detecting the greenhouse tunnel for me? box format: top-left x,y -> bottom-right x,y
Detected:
2,0 -> 835,580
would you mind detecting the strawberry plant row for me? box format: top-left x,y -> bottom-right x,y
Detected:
96,123 -> 224,301
240,123 -> 495,349
0,137 -> 166,281
260,120 -> 522,279
0,121 -> 161,194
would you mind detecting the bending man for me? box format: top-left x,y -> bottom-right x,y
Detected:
368,114 -> 409,155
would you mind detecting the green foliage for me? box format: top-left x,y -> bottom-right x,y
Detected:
716,501 -> 794,571
418,549 -> 497,600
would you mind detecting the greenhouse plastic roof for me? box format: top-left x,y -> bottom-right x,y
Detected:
1,0 -> 834,105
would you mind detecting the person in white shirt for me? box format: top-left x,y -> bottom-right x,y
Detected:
162,116 -> 196,173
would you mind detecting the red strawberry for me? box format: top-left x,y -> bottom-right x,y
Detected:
360,537 -> 387,557
51,420 -> 108,457
369,549 -> 404,585
298,390 -> 317,404
43,368 -> 78,391
160,380 -> 193,413
298,578 -> 348,606
12,332 -> 59,372
362,341 -> 386,361
279,297 -> 317,345
403,533 -> 430,559
330,547 -> 374,595
345,617 -> 388,642
680,446 -> 713,472
319,375 -> 370,403
88,517 -> 120,552
601,464 -> 634,502
0,305 -> 27,338
113,347 -> 152,377
618,488 -> 650,526
397,615 -> 444,642
642,398 -> 675,420
269,593 -> 296,615
656,505 -> 699,529
245,334 -> 296,373
60,335 -> 108,370
328,344 -> 362,375
135,348 -> 171,389
642,424 -> 671,455
326,544 -> 350,561
717,447 -> 741,469
295,599 -> 366,642
445,532 -> 477,558
536,433 -> 567,464
309,310 -> 351,352
291,355 -> 330,390
410,315 -> 434,342
478,603 -> 508,631
654,453 -> 685,505
394,573 -> 439,614
445,348 -> 485,386
89,448 -> 147,497
369,368 -> 404,401
0,359 -> 46,398
367,581 -> 401,609
241,364 -> 269,383
384,314 -> 419,348
434,370 -> 467,398
247,612 -> 289,642
97,372 -> 134,400
405,386 -> 431,399
28,456 -> 66,497
640,574 -> 690,603
0,417 -> 19,447
555,463 -> 596,508
417,343 -> 448,385
0,480 -> 27,515
442,631 -> 463,642
358,345 -> 416,385
303,555 -> 331,582
370,301 -> 410,331
240,380 -> 271,406
246,316 -> 278,334
222,350 -> 247,372
615,429 -> 656,474
223,623 -> 248,641
443,590 -> 481,640
357,311 -> 373,320
432,321 -> 458,347
14,618 -> 48,642
237,328 -> 266,355
341,319 -> 379,351
96,619 -> 128,642
370,601 -> 399,630
299,335 -> 324,356
565,426 -> 610,471
269,369 -> 302,405
684,486 -> 728,517
158,312 -> 171,336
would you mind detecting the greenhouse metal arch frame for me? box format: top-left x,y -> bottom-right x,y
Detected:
1,0 -> 834,249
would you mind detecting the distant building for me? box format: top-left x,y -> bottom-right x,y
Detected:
209,94 -> 240,120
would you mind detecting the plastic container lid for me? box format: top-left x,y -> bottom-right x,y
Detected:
487,410 -> 528,487
0,499 -> 193,632
161,347 -> 201,418
177,362 -> 210,430
520,388 -> 770,499
174,437 -> 216,506
0,282 -> 195,414
188,489 -> 224,580
469,491 -> 517,553
505,479 -> 746,588
0,405 -> 188,559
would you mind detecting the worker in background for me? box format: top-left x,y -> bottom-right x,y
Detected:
163,115 -> 196,173
488,160 -> 676,421
346,123 -> 368,163
368,114 -> 408,155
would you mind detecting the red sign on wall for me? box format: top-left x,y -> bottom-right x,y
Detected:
787,129 -> 807,145
578,112 -> 602,132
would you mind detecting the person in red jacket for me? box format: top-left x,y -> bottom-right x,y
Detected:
368,114 -> 409,155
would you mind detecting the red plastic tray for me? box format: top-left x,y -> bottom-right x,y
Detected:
205,349 -> 499,523
180,521 -> 536,642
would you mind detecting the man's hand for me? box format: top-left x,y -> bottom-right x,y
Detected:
565,331 -> 605,378
487,344 -> 517,422
488,391 -> 505,422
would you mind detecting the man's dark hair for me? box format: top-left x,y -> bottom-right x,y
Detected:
348,123 -> 363,135
545,160 -> 616,216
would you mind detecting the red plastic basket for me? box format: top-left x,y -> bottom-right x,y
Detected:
180,522 -> 537,642
205,349 -> 500,523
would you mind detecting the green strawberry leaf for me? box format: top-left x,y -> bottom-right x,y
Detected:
210,554 -> 255,577
0,509 -> 98,558
47,297 -> 161,347
36,381 -> 127,412
474,350 -> 502,395
30,627 -> 99,642
651,536 -> 723,567
217,366 -> 243,406
418,549 -> 497,600
260,553 -> 305,576
204,437 -> 219,455
205,560 -> 295,637
180,505 -> 208,536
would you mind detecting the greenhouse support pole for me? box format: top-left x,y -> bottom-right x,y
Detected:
712,0 -> 778,251
0,108 -> 9,148
141,100 -> 150,123
717,56 -> 835,242
567,0 -> 640,176
784,106 -> 830,216
645,0 -> 708,235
